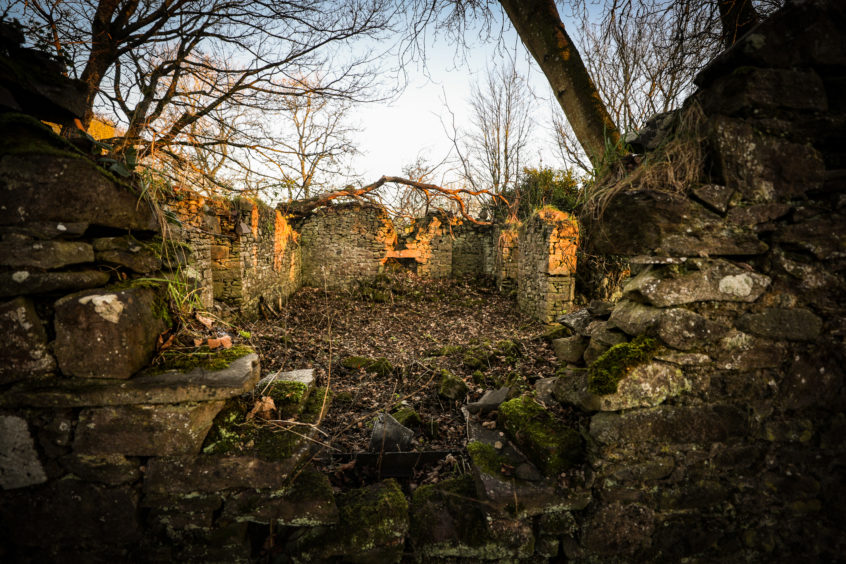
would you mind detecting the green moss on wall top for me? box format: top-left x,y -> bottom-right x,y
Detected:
156,344 -> 254,373
587,335 -> 659,395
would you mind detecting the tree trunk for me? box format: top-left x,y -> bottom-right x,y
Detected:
499,0 -> 621,165
718,0 -> 759,48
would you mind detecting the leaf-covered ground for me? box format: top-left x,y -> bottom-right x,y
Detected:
242,272 -> 561,485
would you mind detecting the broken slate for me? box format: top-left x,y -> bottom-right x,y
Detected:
466,387 -> 511,414
370,412 -> 414,452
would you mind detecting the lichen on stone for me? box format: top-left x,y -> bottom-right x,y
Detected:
587,335 -> 659,395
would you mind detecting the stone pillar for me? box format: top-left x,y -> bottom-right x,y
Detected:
517,209 -> 578,322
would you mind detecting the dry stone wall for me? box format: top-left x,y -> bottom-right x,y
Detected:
547,2 -> 846,559
298,203 -> 396,290
167,191 -> 301,316
517,208 -> 579,323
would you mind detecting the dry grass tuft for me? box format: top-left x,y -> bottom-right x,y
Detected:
583,101 -> 708,221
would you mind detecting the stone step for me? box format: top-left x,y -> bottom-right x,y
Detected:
0,351 -> 260,408
254,368 -> 316,419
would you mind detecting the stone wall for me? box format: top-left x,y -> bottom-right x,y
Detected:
517,208 -> 579,322
451,223 -> 493,278
392,214 -> 454,278
546,1 -> 846,559
167,191 -> 301,316
164,187 -> 218,309
298,203 -> 396,290
493,222 -> 520,291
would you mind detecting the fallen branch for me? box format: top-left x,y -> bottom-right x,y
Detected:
278,176 -> 509,225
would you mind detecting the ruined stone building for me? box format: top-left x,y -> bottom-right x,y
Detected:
1,1 -> 845,561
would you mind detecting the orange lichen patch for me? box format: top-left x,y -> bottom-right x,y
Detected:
386,249 -> 420,259
548,214 -> 579,276
251,205 -> 259,238
273,211 -> 290,272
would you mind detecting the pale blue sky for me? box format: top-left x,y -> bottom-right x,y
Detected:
349,14 -> 561,185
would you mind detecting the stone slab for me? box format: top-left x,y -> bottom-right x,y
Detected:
221,468 -> 338,527
623,259 -> 770,307
0,239 -> 94,269
584,189 -> 768,257
554,362 -> 688,412
0,153 -> 159,231
0,415 -> 47,489
590,405 -> 747,445
144,455 -> 299,494
59,453 -> 140,485
0,352 -> 260,407
257,368 -> 315,391
73,401 -> 225,456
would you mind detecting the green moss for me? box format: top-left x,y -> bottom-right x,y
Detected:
341,356 -> 393,377
542,324 -> 570,342
467,441 -> 510,480
495,339 -> 521,357
300,386 -> 332,424
587,335 -> 659,395
156,344 -> 254,373
498,396 -> 584,476
266,381 -> 309,418
391,407 -> 422,427
431,344 -> 464,357
202,391 -> 315,461
283,467 -> 335,504
334,391 -> 354,405
438,369 -> 468,400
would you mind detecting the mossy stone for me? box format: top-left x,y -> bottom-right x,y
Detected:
392,407 -> 422,427
156,345 -> 254,373
410,475 -> 488,550
467,441 -> 510,480
498,396 -> 584,476
266,381 -> 309,418
296,479 -> 408,562
342,356 -> 394,377
432,344 -> 464,357
587,335 -> 659,395
438,370 -> 468,401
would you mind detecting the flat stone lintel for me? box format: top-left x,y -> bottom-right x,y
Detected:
0,353 -> 259,408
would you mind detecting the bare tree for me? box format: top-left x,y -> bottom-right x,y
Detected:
255,79 -> 359,201
446,58 -> 533,196
550,0 -> 781,171
13,0 -> 399,195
